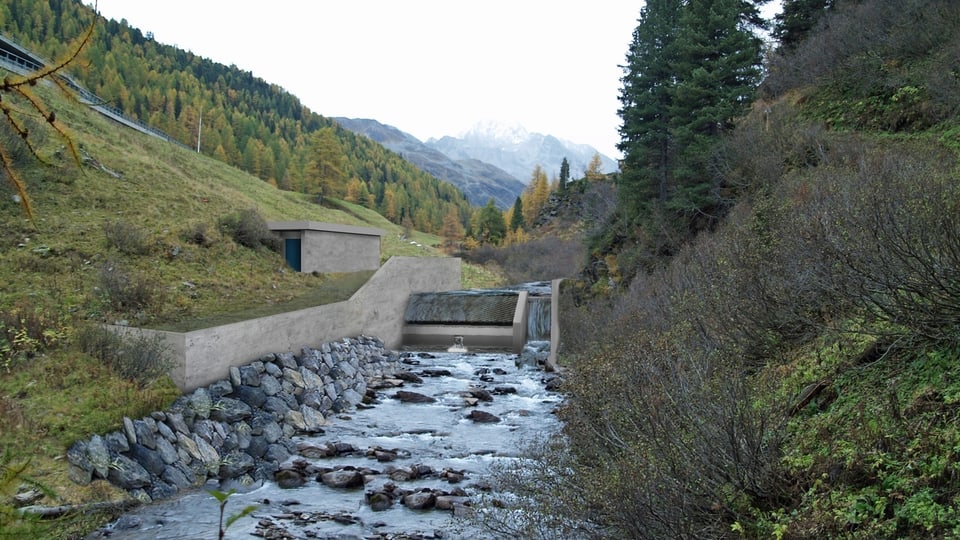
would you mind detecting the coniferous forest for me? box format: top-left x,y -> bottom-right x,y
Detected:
0,0 -> 474,235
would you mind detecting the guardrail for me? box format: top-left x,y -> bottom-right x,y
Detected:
0,31 -> 189,150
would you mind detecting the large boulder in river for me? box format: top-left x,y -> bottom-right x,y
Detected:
319,468 -> 365,488
466,410 -> 501,423
393,390 -> 436,404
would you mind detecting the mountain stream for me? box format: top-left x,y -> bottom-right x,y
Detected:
89,347 -> 562,539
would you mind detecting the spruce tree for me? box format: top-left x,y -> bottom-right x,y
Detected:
617,0 -> 766,226
774,0 -> 833,50
617,0 -> 683,218
559,157 -> 570,191
668,0 -> 765,216
510,196 -> 525,231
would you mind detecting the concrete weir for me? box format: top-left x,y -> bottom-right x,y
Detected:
401,290 -> 531,353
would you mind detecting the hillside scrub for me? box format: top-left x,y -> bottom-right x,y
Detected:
539,109 -> 960,537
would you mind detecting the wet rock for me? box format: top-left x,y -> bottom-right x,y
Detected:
421,368 -> 451,377
394,371 -> 424,384
435,495 -> 471,511
393,391 -> 436,404
367,491 -> 393,511
274,468 -> 305,489
466,410 -> 501,423
440,468 -> 466,483
297,442 -> 334,459
319,468 -> 365,489
465,387 -> 493,402
402,490 -> 436,510
492,386 -> 518,395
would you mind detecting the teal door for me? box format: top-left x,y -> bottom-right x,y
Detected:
284,238 -> 301,271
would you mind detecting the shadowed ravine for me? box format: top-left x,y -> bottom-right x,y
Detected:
90,348 -> 562,539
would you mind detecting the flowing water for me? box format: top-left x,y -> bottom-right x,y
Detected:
91,348 -> 562,539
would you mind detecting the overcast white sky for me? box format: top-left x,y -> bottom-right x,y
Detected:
89,2 -> 781,159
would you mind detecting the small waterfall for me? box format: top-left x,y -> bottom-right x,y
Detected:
526,297 -> 551,342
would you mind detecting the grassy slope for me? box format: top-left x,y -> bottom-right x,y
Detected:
0,83 -> 502,538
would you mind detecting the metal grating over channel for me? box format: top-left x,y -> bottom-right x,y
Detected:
404,291 -> 519,326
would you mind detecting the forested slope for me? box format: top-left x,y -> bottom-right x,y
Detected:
0,0 -> 474,234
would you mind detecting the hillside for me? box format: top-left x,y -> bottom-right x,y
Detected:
0,0 -> 476,237
497,1 -> 960,539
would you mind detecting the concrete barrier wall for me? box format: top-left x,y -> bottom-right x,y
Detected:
110,257 -> 461,392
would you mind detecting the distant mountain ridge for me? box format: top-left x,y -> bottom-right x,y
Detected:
334,118 -> 619,209
427,121 -> 619,184
333,118 -> 525,209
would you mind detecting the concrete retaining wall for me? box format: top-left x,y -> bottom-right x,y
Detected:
110,256 -> 461,392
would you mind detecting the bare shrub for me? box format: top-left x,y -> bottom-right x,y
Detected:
801,143 -> 960,344
103,220 -> 151,255
461,236 -> 586,284
0,298 -> 69,371
557,334 -> 786,539
97,261 -> 162,313
181,221 -> 215,247
217,208 -> 280,252
76,325 -> 173,387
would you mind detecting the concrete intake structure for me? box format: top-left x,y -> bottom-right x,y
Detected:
108,257 -> 461,392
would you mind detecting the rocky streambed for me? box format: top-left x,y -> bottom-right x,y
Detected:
85,342 -> 562,539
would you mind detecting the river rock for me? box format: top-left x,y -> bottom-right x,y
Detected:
393,390 -> 436,403
465,387 -> 493,402
238,365 -> 261,387
435,495 -> 471,511
231,384 -> 267,408
367,491 -> 393,511
275,468 -> 305,489
394,371 -> 423,384
319,469 -> 365,489
466,410 -> 501,423
402,490 -> 436,510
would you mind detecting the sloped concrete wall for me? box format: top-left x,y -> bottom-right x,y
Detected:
110,257 -> 460,392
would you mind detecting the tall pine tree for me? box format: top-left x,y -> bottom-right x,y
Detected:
618,0 -> 766,227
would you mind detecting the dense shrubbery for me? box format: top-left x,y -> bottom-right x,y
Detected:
460,236 -> 587,284
530,95 -> 960,537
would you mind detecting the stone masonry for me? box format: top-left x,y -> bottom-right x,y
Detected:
66,336 -> 401,503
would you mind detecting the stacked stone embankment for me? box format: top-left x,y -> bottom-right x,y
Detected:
66,336 -> 401,502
